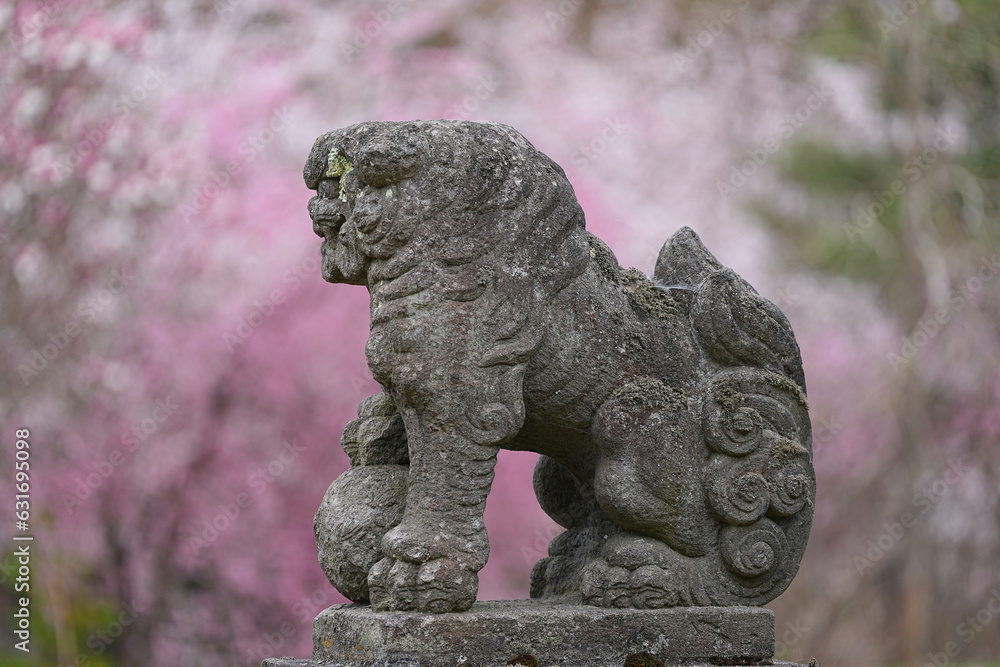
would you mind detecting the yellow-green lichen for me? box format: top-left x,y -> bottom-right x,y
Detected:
587,232 -> 624,282
713,375 -> 742,412
325,148 -> 355,202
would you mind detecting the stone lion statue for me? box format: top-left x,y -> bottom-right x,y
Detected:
305,120 -> 814,614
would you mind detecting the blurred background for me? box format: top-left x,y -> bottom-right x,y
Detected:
1,0 -> 998,665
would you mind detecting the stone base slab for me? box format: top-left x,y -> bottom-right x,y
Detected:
265,662 -> 811,667
264,599 -> 779,667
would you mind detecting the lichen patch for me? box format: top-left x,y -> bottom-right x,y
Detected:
612,376 -> 684,411
623,268 -> 682,320
326,148 -> 355,202
765,373 -> 808,409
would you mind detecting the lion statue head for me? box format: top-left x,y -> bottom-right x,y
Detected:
304,120 -> 594,369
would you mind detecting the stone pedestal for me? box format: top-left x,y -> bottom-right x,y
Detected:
264,599 -> 784,667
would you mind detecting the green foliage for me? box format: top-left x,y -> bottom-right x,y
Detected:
754,0 -> 1000,301
0,555 -> 119,667
774,139 -> 891,197
805,4 -> 880,62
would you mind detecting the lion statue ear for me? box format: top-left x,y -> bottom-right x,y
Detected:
304,122 -> 427,190
656,226 -> 806,392
653,226 -> 724,288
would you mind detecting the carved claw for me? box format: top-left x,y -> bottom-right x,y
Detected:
580,534 -> 699,609
581,559 -> 680,609
368,556 -> 477,613
370,519 -> 487,613
381,521 -> 489,572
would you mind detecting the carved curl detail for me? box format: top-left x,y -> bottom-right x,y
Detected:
769,456 -> 813,518
705,453 -> 771,525
720,518 -> 788,580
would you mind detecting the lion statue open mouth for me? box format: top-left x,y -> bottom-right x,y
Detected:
305,120 -> 814,614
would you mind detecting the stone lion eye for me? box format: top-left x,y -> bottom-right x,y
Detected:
318,179 -> 338,199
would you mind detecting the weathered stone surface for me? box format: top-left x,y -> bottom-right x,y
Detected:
273,600 -> 775,666
304,120 -> 815,615
315,465 -> 408,603
264,660 -> 816,667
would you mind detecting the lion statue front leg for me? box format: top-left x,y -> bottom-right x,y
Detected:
355,285 -> 530,610
315,362 -> 524,614
366,411 -> 496,612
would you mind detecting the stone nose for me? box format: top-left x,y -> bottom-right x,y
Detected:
309,195 -> 349,223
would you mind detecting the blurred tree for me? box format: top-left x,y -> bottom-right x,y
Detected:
2,1 -> 998,666
750,1 -> 1000,664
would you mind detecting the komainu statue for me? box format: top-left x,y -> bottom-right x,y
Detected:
306,120 -> 814,614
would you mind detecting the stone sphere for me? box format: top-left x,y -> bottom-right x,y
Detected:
314,465 -> 408,602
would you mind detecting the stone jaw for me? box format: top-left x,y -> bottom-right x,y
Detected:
305,120 -> 814,619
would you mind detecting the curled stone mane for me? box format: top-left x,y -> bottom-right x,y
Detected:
305,120 -> 592,369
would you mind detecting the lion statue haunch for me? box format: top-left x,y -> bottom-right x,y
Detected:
305,120 -> 814,614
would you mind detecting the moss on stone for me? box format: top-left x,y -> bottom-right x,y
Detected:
612,376 -> 684,411
713,375 -> 742,412
765,372 -> 809,409
625,327 -> 646,356
771,436 -> 807,464
623,268 -> 682,320
587,232 -> 624,283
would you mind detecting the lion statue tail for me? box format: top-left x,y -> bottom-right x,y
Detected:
654,227 -> 815,606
